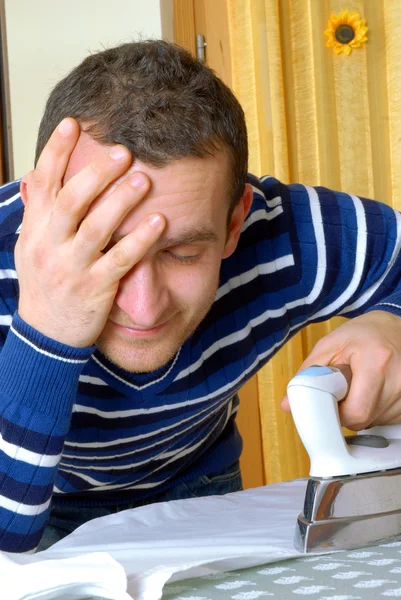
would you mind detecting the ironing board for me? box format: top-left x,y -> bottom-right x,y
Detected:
161,541 -> 401,599
82,540 -> 401,598
24,479 -> 401,599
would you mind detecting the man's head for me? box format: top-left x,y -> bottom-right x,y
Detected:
34,41 -> 252,373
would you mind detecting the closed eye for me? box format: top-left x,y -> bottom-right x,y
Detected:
163,250 -> 200,264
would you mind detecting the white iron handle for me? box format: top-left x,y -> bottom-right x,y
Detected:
288,365 -> 401,477
287,365 -> 352,476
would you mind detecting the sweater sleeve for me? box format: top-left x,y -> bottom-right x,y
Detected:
0,313 -> 94,552
254,176 -> 401,328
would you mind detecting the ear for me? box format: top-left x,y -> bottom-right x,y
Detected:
222,183 -> 253,259
20,177 -> 28,205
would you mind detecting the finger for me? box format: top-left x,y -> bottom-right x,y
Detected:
72,172 -> 150,267
34,118 -> 81,200
369,401 -> 401,426
280,344 -> 335,411
363,373 -> 400,426
337,357 -> 384,430
51,144 -> 132,241
279,353 -> 332,414
300,343 -> 383,430
92,213 -> 166,284
280,396 -> 290,412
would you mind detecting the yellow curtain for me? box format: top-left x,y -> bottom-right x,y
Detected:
228,0 -> 401,483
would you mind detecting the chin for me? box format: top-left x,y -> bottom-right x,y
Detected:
98,342 -> 180,373
97,300 -> 217,374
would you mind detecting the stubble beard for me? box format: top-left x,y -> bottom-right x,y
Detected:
96,291 -> 218,374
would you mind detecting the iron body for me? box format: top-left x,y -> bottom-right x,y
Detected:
287,366 -> 401,552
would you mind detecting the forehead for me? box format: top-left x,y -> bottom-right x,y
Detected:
64,131 -> 231,237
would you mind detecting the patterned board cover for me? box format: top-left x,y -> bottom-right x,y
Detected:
161,540 -> 401,600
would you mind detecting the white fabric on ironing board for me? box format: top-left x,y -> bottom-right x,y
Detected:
1,479 -> 310,600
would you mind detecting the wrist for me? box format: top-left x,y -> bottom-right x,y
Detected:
17,305 -> 95,348
0,312 -> 95,419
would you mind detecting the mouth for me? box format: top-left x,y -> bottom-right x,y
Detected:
108,319 -> 168,338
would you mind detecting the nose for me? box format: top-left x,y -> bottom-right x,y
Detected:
114,258 -> 171,327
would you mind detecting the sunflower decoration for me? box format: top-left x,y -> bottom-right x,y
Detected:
324,9 -> 368,55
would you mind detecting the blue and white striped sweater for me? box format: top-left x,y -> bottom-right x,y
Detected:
1,174 -> 401,552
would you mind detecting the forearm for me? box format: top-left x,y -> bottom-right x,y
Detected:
0,312 -> 93,552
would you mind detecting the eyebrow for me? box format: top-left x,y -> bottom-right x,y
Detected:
160,227 -> 219,248
110,226 -> 219,247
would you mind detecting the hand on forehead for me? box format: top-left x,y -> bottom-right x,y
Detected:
65,129 -> 228,242
64,129 -> 136,196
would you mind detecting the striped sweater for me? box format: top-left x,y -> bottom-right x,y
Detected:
1,175 -> 401,552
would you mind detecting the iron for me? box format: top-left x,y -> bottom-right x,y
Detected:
287,365 -> 401,552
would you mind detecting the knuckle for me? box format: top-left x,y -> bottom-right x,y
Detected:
79,218 -> 101,244
111,193 -> 134,219
22,243 -> 50,272
121,187 -> 142,209
89,155 -> 121,179
346,402 -> 373,430
110,244 -> 130,269
31,168 -> 51,191
88,161 -> 104,178
373,346 -> 394,372
56,188 -> 79,214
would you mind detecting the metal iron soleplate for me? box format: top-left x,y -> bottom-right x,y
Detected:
296,467 -> 401,552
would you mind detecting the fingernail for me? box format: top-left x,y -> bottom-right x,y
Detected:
109,145 -> 128,161
148,214 -> 163,229
129,173 -> 147,189
58,118 -> 73,136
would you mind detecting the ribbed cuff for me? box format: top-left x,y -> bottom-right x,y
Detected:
0,312 -> 95,418
369,291 -> 401,319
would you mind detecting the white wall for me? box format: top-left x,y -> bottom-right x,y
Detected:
5,0 -> 173,179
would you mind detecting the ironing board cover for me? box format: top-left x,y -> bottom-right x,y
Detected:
161,541 -> 401,599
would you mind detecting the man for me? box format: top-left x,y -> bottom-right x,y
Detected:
1,39 -> 401,553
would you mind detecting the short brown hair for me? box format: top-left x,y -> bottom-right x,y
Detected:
36,40 -> 248,211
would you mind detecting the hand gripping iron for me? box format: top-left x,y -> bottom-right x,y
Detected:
287,365 -> 401,552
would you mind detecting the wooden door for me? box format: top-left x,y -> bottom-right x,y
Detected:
0,0 -> 12,182
173,0 -> 265,490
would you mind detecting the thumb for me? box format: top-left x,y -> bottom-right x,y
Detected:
280,350 -> 332,413
279,349 -> 344,413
